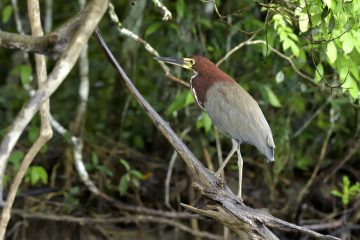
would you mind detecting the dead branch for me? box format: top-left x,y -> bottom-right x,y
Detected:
0,0 -> 100,58
94,29 -> 340,240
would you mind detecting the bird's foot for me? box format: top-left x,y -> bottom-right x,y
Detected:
237,194 -> 243,202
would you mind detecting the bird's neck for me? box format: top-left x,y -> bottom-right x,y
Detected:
190,68 -> 236,109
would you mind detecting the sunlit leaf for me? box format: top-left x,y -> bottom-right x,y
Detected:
342,75 -> 359,100
326,41 -> 337,64
314,63 -> 324,82
341,32 -> 354,54
275,71 -> 284,84
298,13 -> 309,32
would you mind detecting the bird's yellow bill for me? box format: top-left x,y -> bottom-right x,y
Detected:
154,56 -> 193,70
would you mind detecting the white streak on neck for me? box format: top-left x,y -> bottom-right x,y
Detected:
190,70 -> 205,111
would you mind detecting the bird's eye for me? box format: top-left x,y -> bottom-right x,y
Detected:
189,59 -> 195,65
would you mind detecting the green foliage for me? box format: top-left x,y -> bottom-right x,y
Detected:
25,166 -> 48,186
331,176 -> 360,206
2,5 -> 12,23
9,150 -> 24,172
166,90 -> 194,116
118,159 -> 144,195
196,112 -> 212,134
85,152 -> 113,177
273,14 -> 300,57
63,187 -> 80,213
11,65 -> 32,87
292,0 -> 360,99
259,85 -> 282,108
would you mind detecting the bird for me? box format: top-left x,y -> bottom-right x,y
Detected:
155,55 -> 275,199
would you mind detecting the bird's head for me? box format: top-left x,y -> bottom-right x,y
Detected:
154,55 -> 216,73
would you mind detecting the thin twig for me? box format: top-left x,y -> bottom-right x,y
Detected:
108,3 -> 189,88
50,115 -> 194,219
294,108 -> 336,217
292,94 -> 335,139
152,0 -> 172,21
217,39 -> 317,86
165,127 -> 191,209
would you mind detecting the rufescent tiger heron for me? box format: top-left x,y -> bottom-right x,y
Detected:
155,56 -> 275,199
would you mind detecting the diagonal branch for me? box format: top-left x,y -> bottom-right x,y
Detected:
94,29 -> 339,240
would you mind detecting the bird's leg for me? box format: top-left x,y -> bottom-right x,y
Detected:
236,145 -> 243,200
215,139 -> 238,178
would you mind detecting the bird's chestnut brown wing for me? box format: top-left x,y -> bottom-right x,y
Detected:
204,82 -> 275,161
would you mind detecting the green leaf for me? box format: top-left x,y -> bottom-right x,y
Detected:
289,41 -> 300,57
299,13 -> 309,33
33,166 -> 48,184
166,91 -> 194,116
144,22 -> 161,37
130,169 -> 144,180
9,150 -> 24,171
132,178 -> 140,188
196,112 -> 212,133
28,125 -> 39,143
119,175 -> 129,195
326,41 -> 337,64
315,63 -> 324,82
91,152 -> 99,165
20,65 -> 32,86
263,85 -> 282,108
323,0 -> 335,10
275,71 -> 284,84
176,0 -> 185,18
341,32 -> 354,54
2,5 -> 13,23
342,75 -> 359,99
119,159 -> 131,172
331,190 -> 342,197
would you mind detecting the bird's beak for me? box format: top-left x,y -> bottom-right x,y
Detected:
154,56 -> 193,70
